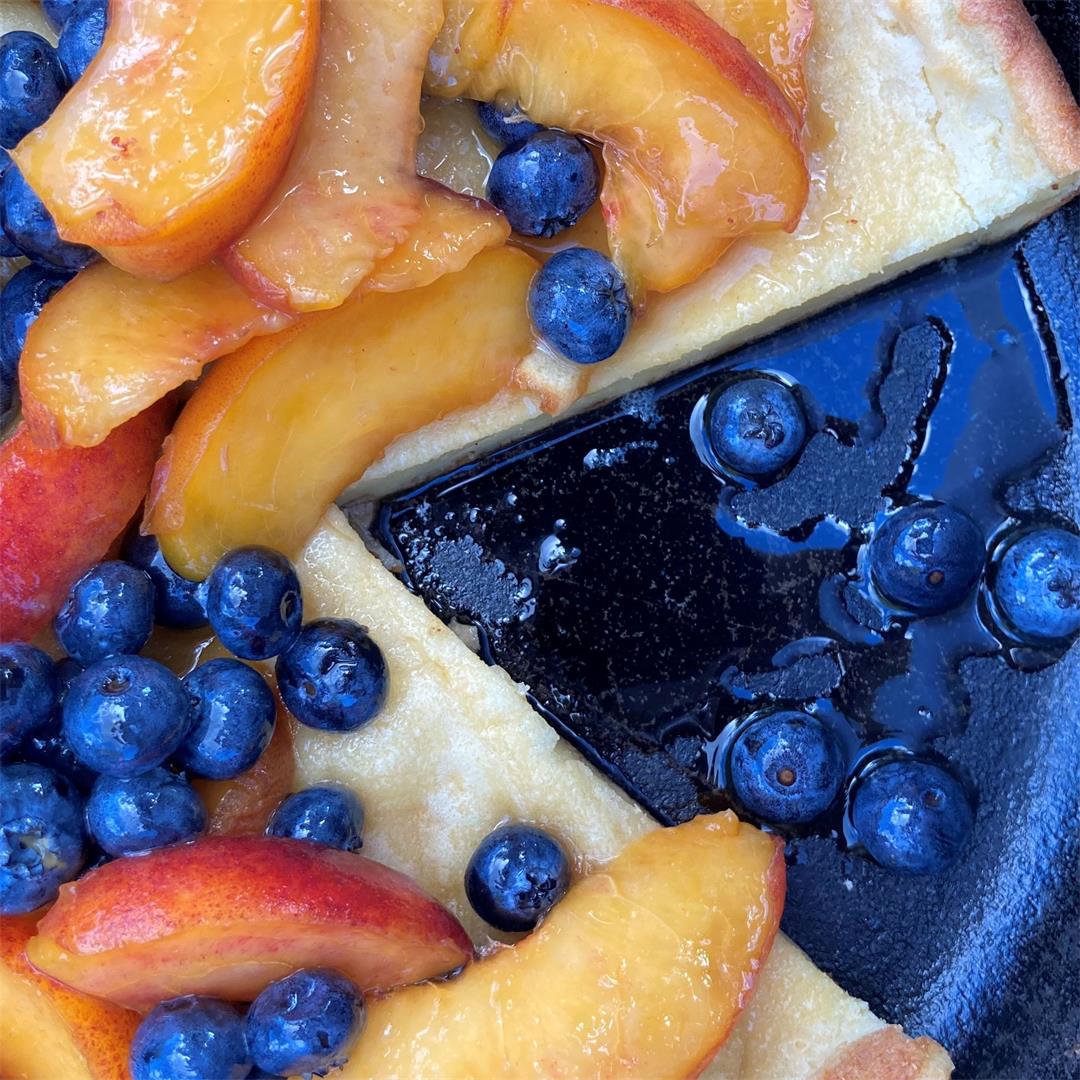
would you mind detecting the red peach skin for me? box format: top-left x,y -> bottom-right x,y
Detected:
0,915 -> 140,1080
0,403 -> 171,640
27,836 -> 474,1011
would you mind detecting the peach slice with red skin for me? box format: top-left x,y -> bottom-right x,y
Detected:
340,812 -> 785,1078
27,835 -> 474,1012
12,0 -> 319,280
19,262 -> 290,448
0,403 -> 171,641
0,915 -> 140,1080
19,182 -> 507,450
426,0 -> 810,295
224,0 -> 444,313
146,245 -> 538,580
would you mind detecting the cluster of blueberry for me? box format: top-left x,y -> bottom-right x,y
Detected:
130,967 -> 365,1080
0,2 -> 107,418
0,538 -> 389,916
701,372 -> 1080,873
477,99 -> 633,367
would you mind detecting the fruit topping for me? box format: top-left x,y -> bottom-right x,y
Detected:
990,526 -> 1080,644
53,560 -> 155,665
130,996 -> 250,1080
61,655 -> 191,777
1,163 -> 97,269
464,823 -> 571,933
85,768 -> 207,858
12,0 -> 319,279
56,0 -> 106,85
246,968 -> 365,1078
850,758 -> 973,875
869,502 -> 985,616
205,546 -> 303,662
0,404 -> 171,642
1,262 -> 71,417
20,261 -> 291,449
0,911 -> 141,1080
41,0 -> 79,33
0,31 -> 66,149
26,835 -> 474,1009
341,812 -> 784,1078
277,618 -> 388,733
487,129 -> 599,238
703,374 -> 807,479
123,534 -> 209,631
0,642 -> 57,755
145,246 -> 539,578
267,784 -> 365,853
0,762 -> 85,914
476,99 -> 544,145
178,659 -> 277,780
729,710 -> 844,826
426,0 -> 809,295
224,0 -> 442,313
528,247 -> 632,364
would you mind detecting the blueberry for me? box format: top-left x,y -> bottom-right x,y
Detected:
276,618 -> 387,732
0,643 -> 57,756
465,823 -> 570,933
728,711 -> 844,826
476,99 -> 544,145
850,758 -> 973,875
991,526 -> 1080,644
0,262 -> 72,414
528,247 -> 631,365
86,768 -> 206,857
62,656 -> 192,777
123,533 -> 209,630
42,0 -> 82,32
57,0 -> 106,84
0,763 -> 84,914
869,502 -> 984,616
18,722 -> 96,793
487,130 -> 598,238
1,164 -> 97,270
0,32 -> 68,149
247,968 -> 365,1078
0,160 -> 18,258
178,659 -> 275,780
54,560 -> 155,665
206,546 -> 302,661
267,785 -> 364,852
130,996 -> 251,1080
705,375 -> 807,479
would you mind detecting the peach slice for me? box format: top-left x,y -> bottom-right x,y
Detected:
19,262 -> 291,449
27,836 -> 474,1012
425,0 -> 809,295
0,403 -> 170,641
224,0 -> 443,312
342,812 -> 784,1078
696,0 -> 814,120
146,245 -> 538,580
12,0 -> 319,280
0,915 -> 140,1080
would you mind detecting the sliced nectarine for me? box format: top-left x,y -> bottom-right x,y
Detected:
146,246 -> 538,579
224,0 -> 443,312
362,181 -> 510,294
0,403 -> 171,641
12,0 -> 319,280
19,262 -> 291,449
696,0 -> 814,120
341,812 -> 784,1078
426,0 -> 809,295
0,915 -> 140,1080
27,836 -> 473,1011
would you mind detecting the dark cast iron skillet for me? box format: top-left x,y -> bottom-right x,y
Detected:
357,7 -> 1080,1076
